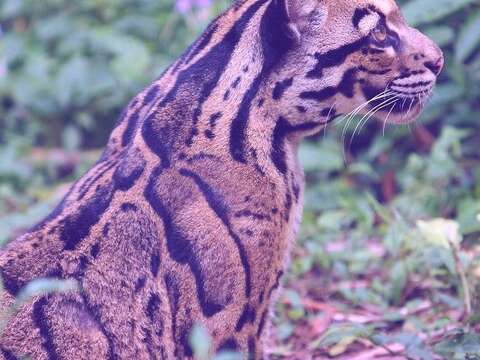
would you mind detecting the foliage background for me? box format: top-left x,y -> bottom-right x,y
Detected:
1,0 -> 480,358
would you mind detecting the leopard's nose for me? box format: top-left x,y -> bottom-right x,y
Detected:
404,27 -> 444,76
424,55 -> 444,76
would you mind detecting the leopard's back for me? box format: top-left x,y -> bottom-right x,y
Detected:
0,141 -> 292,359
0,1 -> 297,357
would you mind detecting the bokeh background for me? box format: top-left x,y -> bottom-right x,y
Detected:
1,0 -> 480,358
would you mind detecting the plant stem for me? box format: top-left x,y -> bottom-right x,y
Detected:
448,238 -> 472,323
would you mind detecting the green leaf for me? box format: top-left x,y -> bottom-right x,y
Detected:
299,140 -> 344,173
434,330 -> 480,359
424,26 -> 455,47
456,199 -> 480,235
55,56 -> 91,107
284,289 -> 303,309
62,125 -> 82,151
417,218 -> 462,248
318,209 -> 353,231
389,261 -> 408,305
111,38 -> 151,84
455,10 -> 480,63
426,84 -> 465,109
91,29 -> 151,84
313,324 -> 373,349
365,192 -> 392,223
0,0 -> 24,18
402,0 -> 477,26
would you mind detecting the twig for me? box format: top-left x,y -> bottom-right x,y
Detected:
370,340 -> 416,360
447,237 -> 472,323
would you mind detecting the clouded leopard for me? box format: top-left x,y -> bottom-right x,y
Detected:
0,0 -> 443,358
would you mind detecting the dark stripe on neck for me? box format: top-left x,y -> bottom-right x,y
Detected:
143,85 -> 161,106
0,347 -> 18,360
61,152 -> 143,251
173,23 -> 219,75
230,0 -> 295,163
144,167 -> 231,316
218,337 -> 239,351
186,23 -> 219,66
0,269 -> 24,297
179,168 -> 252,298
257,310 -> 268,338
78,292 -> 117,360
28,183 -> 75,232
154,0 -> 269,148
61,184 -> 115,250
77,161 -> 118,201
32,297 -> 60,360
271,117 -> 321,175
121,112 -> 140,146
164,274 -> 181,358
272,77 -> 294,100
111,98 -> 139,131
141,112 -> 173,168
235,303 -> 256,332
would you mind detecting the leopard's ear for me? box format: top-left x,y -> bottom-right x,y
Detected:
282,0 -> 327,39
262,0 -> 327,55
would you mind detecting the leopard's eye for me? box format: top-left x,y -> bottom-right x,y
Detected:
372,23 -> 387,43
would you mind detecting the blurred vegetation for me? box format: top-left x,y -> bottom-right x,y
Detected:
1,0 -> 480,358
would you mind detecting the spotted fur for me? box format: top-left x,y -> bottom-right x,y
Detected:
0,0 -> 442,358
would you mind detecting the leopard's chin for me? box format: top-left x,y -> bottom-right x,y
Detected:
384,100 -> 424,124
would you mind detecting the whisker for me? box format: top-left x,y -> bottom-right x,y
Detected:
406,97 -> 415,119
340,90 -> 394,162
323,101 -> 337,139
364,98 -> 399,138
340,90 -> 393,144
383,97 -> 399,136
338,89 -> 392,128
349,97 -> 398,148
339,89 -> 393,163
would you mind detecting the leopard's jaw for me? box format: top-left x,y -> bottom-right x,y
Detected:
0,0 -> 442,358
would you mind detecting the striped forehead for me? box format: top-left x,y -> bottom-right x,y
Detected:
368,0 -> 397,15
353,0 -> 401,33
368,0 -> 403,31
357,12 -> 380,35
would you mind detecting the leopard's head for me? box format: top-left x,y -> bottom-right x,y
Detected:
274,0 -> 443,126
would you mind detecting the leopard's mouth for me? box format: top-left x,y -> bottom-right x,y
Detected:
371,92 -> 428,124
361,78 -> 435,124
370,89 -> 430,113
